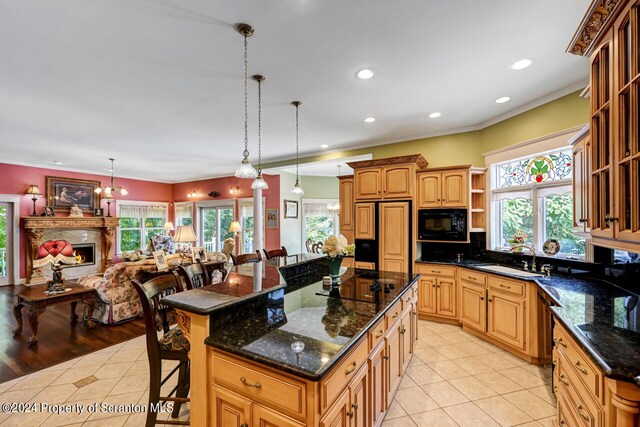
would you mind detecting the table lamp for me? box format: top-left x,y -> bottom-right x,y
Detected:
229,221 -> 241,235
173,225 -> 197,260
102,194 -> 115,217
25,185 -> 42,216
32,240 -> 76,292
163,221 -> 175,236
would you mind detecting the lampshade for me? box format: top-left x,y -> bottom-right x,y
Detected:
163,222 -> 175,231
251,174 -> 269,190
173,225 -> 197,243
229,221 -> 242,233
25,185 -> 42,196
32,240 -> 76,268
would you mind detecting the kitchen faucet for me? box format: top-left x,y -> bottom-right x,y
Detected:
510,245 -> 537,271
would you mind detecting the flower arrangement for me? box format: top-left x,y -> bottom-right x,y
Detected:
322,234 -> 349,258
507,229 -> 528,251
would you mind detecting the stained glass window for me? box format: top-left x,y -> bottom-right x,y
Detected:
498,150 -> 572,188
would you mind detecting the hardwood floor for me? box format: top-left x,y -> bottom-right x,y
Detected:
0,285 -> 145,384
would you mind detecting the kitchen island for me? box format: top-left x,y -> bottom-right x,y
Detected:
163,254 -> 419,426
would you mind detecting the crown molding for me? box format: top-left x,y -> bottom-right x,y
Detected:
566,0 -> 625,56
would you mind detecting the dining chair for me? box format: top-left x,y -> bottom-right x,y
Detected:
230,250 -> 262,266
263,246 -> 288,260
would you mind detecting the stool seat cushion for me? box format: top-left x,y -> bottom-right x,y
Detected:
159,327 -> 190,352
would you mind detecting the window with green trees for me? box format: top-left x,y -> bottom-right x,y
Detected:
0,205 -> 7,277
303,201 -> 338,245
117,204 -> 167,253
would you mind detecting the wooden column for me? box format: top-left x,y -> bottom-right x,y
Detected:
608,379 -> 640,427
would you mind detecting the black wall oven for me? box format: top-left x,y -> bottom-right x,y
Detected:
417,209 -> 468,242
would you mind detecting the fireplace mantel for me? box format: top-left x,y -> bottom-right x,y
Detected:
23,216 -> 119,284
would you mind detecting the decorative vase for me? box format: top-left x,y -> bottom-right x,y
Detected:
327,256 -> 344,284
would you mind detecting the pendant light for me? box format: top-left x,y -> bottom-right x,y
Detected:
95,158 -> 128,197
291,101 -> 304,195
234,23 -> 258,179
251,75 -> 269,190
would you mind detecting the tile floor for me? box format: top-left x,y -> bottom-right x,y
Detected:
0,319 -> 555,426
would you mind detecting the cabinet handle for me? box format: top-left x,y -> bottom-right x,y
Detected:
558,374 -> 570,386
559,419 -> 566,426
241,424 -> 249,427
480,297 -> 485,301
578,218 -> 587,223
554,338 -> 567,348
469,276 -> 477,280
574,361 -> 588,375
488,298 -> 493,302
383,355 -> 390,360
347,409 -> 354,418
240,376 -> 262,389
352,403 -> 359,409
499,284 -> 510,289
400,328 -> 406,334
374,330 -> 384,338
392,312 -> 399,318
345,361 -> 357,375
431,270 -> 441,273
576,404 -> 590,422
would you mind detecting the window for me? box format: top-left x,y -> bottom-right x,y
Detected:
492,149 -> 586,258
117,203 -> 168,253
200,205 -> 234,253
175,203 -> 193,226
238,199 -> 264,253
302,200 -> 339,244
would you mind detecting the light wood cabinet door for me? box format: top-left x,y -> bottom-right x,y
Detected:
379,202 -> 409,273
382,165 -> 414,199
354,203 -> 375,240
343,257 -> 354,269
572,138 -> 591,233
339,178 -> 355,231
355,261 -> 375,270
400,307 -> 412,374
417,173 -> 441,208
368,342 -> 387,427
354,168 -> 382,200
459,281 -> 486,332
211,386 -> 252,427
349,365 -> 368,427
252,404 -> 305,427
320,387 -> 350,427
385,323 -> 402,399
441,171 -> 468,207
436,278 -> 457,318
487,290 -> 526,351
418,277 -> 437,314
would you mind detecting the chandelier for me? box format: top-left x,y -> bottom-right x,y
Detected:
95,158 -> 128,197
234,23 -> 258,179
251,75 -> 269,190
291,101 -> 304,195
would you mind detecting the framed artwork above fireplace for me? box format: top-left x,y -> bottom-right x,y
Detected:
46,176 -> 101,212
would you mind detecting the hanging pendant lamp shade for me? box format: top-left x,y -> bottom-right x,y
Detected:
251,75 -> 268,190
234,23 -> 258,179
291,101 -> 304,195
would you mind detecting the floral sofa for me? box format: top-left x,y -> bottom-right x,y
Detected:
78,252 -> 228,325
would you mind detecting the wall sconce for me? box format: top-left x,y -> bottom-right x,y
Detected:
229,185 -> 240,195
186,190 -> 196,198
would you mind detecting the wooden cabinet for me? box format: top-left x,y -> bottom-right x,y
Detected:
354,261 -> 375,270
339,176 -> 355,244
354,168 -> 382,200
343,257 -> 354,269
436,277 -> 456,317
487,289 -> 526,352
253,404 -> 305,427
368,342 -> 386,427
379,202 -> 410,273
211,385 -> 252,427
348,365 -> 368,427
350,156 -> 426,201
320,387 -> 350,427
354,203 -> 375,240
382,165 -> 414,199
571,127 -> 591,235
385,316 -> 402,399
459,280 -> 486,332
418,276 -> 437,314
400,307 -> 413,374
417,169 -> 468,208
416,265 -> 457,319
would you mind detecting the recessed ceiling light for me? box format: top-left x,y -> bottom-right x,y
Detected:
495,96 -> 511,104
52,160 -> 63,165
320,144 -> 329,149
356,69 -> 374,79
428,112 -> 442,119
364,117 -> 376,123
510,59 -> 532,70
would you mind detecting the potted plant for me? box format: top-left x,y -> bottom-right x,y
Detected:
322,234 -> 349,284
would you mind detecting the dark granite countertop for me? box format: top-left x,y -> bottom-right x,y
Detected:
266,253 -> 326,268
204,268 -> 419,381
416,256 -> 640,386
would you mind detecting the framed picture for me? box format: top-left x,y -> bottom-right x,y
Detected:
46,176 -> 100,212
266,208 -> 279,228
153,250 -> 169,271
284,200 -> 298,219
43,206 -> 55,217
94,208 -> 104,217
191,246 -> 206,263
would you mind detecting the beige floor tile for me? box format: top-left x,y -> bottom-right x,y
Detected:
512,421 -> 543,426
398,375 -> 418,390
414,339 -> 431,350
537,415 -> 556,427
417,327 -> 438,337
415,347 -> 450,364
405,364 -> 445,385
519,364 -> 551,379
499,367 -> 548,388
106,349 -> 145,365
435,344 -> 472,360
421,381 -> 469,407
428,323 -> 461,334
0,387 -> 44,405
454,341 -> 494,356
384,399 -> 407,419
475,353 -> 521,369
502,390 -> 556,419
40,397 -> 95,426
474,372 -> 524,394
444,402 -> 501,427
439,331 -> 473,344
500,352 -> 530,367
74,352 -> 116,368
111,374 -> 150,396
50,366 -> 100,386
428,361 -> 472,380
87,391 -> 145,421
449,376 -> 498,401
527,385 -> 557,406
411,408 -> 460,427
82,414 -> 130,426
1,408 -> 52,426
126,360 -> 150,374
123,411 -> 147,426
42,358 -> 80,373
452,357 -> 494,375
394,386 -> 439,415
94,362 -> 135,380
0,377 -> 24,394
424,335 -> 455,347
408,355 -> 426,368
474,395 -> 533,426
8,369 -> 65,391
382,415 -> 417,426
67,378 -> 119,401
31,383 -> 78,404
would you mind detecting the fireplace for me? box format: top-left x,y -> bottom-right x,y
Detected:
67,243 -> 96,268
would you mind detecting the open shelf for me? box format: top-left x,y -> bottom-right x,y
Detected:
470,167 -> 487,233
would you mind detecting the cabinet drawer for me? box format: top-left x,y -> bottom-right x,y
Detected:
320,337 -> 368,411
400,287 -> 415,310
554,323 -> 603,403
355,261 -> 375,270
458,269 -> 487,286
556,354 -> 604,427
385,299 -> 403,329
488,276 -> 525,297
368,317 -> 386,352
417,265 -> 456,277
211,352 -> 306,417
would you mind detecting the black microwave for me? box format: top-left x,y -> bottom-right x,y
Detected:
417,209 -> 468,242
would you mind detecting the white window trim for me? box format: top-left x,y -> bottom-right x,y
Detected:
301,198 -> 340,245
116,200 -> 169,254
237,197 -> 265,254
195,200 -> 236,249
0,195 -> 20,285
174,201 -> 194,227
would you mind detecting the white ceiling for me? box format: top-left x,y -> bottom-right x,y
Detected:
270,154 -> 371,177
0,0 -> 590,183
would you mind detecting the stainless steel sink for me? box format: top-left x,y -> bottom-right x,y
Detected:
474,264 -> 544,278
